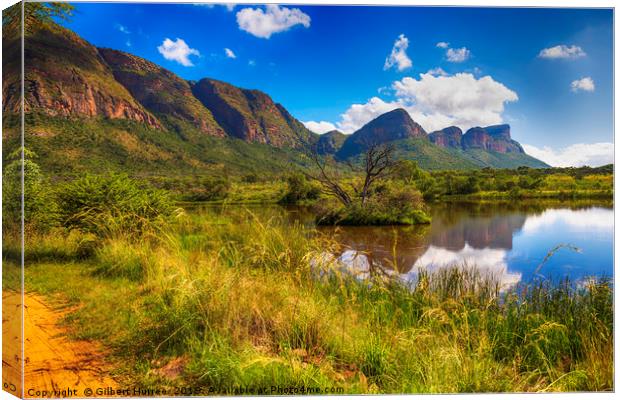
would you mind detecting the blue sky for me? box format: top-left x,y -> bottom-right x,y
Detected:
61,3 -> 613,166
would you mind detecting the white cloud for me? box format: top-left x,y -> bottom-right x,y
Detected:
446,47 -> 471,62
248,59 -> 256,66
426,67 -> 448,76
522,142 -> 613,167
116,24 -> 130,34
303,120 -> 338,134
436,41 -> 449,49
571,77 -> 595,92
384,34 -> 412,72
224,47 -> 236,59
327,72 -> 518,134
538,44 -> 586,59
125,40 -> 131,47
194,3 -> 235,11
236,4 -> 310,39
337,97 -> 403,134
157,38 -> 200,67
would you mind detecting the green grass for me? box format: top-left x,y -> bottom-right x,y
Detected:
4,207 -> 613,393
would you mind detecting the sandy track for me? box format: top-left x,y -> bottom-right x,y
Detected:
3,291 -> 117,398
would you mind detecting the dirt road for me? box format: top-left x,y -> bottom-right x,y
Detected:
2,291 -> 117,398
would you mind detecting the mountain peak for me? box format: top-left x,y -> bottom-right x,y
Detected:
462,124 -> 523,153
429,126 -> 463,148
190,78 -> 314,147
316,130 -> 346,155
336,108 -> 427,158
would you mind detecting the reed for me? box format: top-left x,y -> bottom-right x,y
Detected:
10,207 -> 614,393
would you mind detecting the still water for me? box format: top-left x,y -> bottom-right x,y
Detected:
197,200 -> 614,288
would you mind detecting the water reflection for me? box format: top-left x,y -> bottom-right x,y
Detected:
190,200 -> 613,285
318,200 -> 613,286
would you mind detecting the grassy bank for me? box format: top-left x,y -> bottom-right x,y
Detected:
4,207 -> 613,393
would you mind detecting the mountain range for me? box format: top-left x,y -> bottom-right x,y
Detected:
2,21 -> 548,176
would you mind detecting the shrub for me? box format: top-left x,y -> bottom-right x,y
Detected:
2,147 -> 58,230
279,173 -> 321,204
315,184 -> 430,226
183,177 -> 231,201
57,174 -> 175,238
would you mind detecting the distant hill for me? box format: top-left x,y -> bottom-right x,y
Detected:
334,109 -> 548,169
2,21 -> 548,175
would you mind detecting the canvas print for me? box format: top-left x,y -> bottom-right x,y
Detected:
2,1 -> 614,397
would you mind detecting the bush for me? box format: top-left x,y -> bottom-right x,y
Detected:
183,177 -> 231,201
2,147 -> 58,230
315,184 -> 430,226
279,173 -> 321,204
57,174 -> 175,238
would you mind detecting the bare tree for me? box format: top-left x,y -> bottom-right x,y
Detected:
299,136 -> 396,207
300,140 -> 353,206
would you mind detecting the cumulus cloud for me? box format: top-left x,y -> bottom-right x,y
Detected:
157,38 -> 200,67
393,72 -> 517,132
427,67 -> 448,76
384,34 -> 412,71
337,97 -> 403,134
236,4 -> 310,39
522,142 -> 613,167
538,44 -> 586,59
303,120 -> 338,134
446,47 -> 471,62
436,41 -> 449,49
224,47 -> 236,59
571,77 -> 595,92
322,72 -> 518,134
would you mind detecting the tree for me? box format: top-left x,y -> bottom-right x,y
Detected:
300,137 -> 396,207
3,2 -> 74,34
2,147 -> 56,230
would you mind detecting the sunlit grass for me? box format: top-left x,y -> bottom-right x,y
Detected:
5,207 -> 613,393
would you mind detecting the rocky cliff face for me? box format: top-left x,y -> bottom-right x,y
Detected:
316,130 -> 346,155
462,124 -> 524,153
428,126 -> 463,148
3,23 -> 316,148
98,48 -> 225,137
191,78 -> 314,147
428,124 -> 523,154
337,108 -> 427,158
3,24 -> 160,128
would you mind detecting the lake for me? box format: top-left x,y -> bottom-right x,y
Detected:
192,200 -> 613,288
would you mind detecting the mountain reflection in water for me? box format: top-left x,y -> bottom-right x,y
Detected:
315,201 -> 613,287
191,200 -> 613,287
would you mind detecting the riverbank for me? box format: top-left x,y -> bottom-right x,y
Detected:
4,206 -> 613,394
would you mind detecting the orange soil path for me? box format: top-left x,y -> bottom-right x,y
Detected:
3,291 -> 117,398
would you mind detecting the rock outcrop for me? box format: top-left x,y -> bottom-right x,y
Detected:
428,126 -> 463,148
191,78 -> 315,148
3,24 -> 160,128
462,124 -> 524,153
98,48 -> 225,137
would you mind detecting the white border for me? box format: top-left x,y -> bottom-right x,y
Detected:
0,1 -> 616,400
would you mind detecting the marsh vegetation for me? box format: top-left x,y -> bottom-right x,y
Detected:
2,159 -> 614,393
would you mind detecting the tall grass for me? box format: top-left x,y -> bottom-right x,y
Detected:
15,207 -> 614,393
